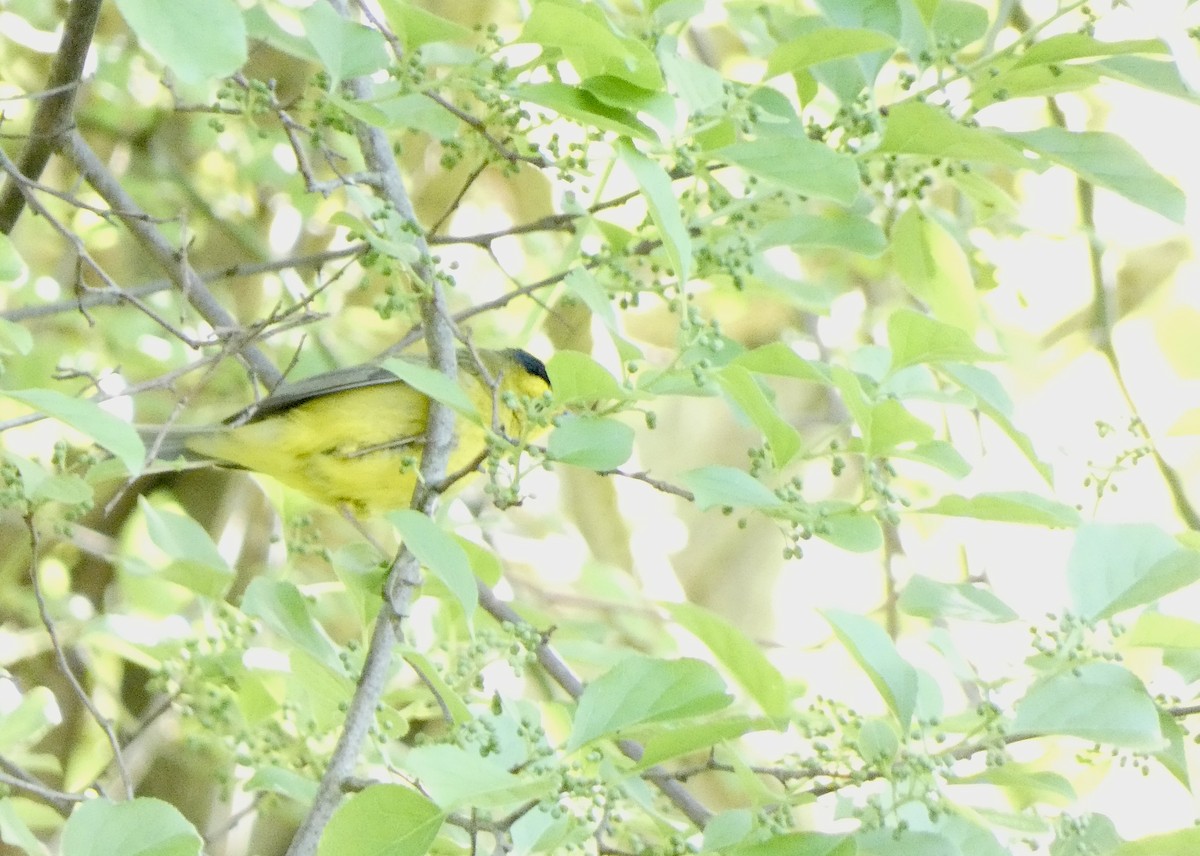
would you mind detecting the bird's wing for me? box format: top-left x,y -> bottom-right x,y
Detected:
229,365 -> 400,424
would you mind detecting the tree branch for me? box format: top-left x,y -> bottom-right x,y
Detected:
0,0 -> 102,234
26,513 -> 132,799
55,130 -> 283,388
283,0 -> 460,850
0,246 -> 363,323
475,581 -> 713,827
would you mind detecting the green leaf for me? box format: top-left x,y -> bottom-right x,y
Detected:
568,655 -> 732,749
61,797 -> 202,856
515,83 -> 656,140
547,351 -> 626,404
972,64 -> 1100,109
1010,128 -> 1185,223
822,609 -> 918,728
457,535 -> 502,587
30,473 -> 93,505
1153,710 -> 1190,789
898,576 -> 1018,623
920,491 -> 1081,528
1126,612 -> 1200,649
703,809 -> 754,852
732,343 -> 831,384
379,357 -> 478,419
678,466 -> 783,511
754,212 -> 887,257
717,365 -> 802,467
766,28 -> 897,78
618,140 -> 691,282
403,651 -> 471,726
659,50 -> 725,113
319,785 -> 444,856
876,101 -> 1030,168
1068,523 -> 1200,621
891,440 -> 971,477
1157,306 -> 1200,380
300,1 -> 389,86
242,6 -> 318,64
811,0 -> 901,85
378,0 -> 471,49
518,0 -> 663,89
666,602 -> 789,719
855,830 -> 959,856
0,799 -> 45,856
892,207 -> 977,331
2,388 -> 145,474
930,0 -> 989,47
1114,827 -> 1200,856
1015,33 -> 1167,68
113,0 -> 246,85
241,579 -> 344,674
1013,662 -> 1164,751
138,498 -> 235,598
582,75 -> 676,127
942,363 -> 1052,484
1095,56 -> 1200,102
510,805 -> 575,855
952,169 -> 1020,220
244,766 -> 319,804
546,415 -> 635,470
359,93 -> 462,138
563,267 -> 619,331
405,745 -> 556,809
856,716 -> 900,763
866,398 -> 934,456
951,763 -> 1075,808
0,317 -> 33,356
390,510 -> 477,625
0,232 -> 26,281
717,135 -> 861,205
635,716 -> 760,768
831,365 -> 873,449
887,310 -> 998,371
731,831 -> 856,856
0,686 -> 59,753
813,504 -> 884,553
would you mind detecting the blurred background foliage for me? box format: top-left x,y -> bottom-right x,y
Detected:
2,0 -> 1200,854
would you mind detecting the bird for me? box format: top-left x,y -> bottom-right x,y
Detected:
145,348 -> 552,513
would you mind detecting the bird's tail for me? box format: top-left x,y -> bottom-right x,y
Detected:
136,425 -> 221,465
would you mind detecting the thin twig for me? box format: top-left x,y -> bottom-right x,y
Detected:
25,514 -> 133,799
475,581 -> 713,827
596,468 -> 695,501
1046,96 -> 1200,530
56,130 -> 283,387
0,245 -> 364,323
0,758 -> 85,815
0,147 -> 206,345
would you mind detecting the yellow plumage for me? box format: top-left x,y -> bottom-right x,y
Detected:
162,348 -> 551,513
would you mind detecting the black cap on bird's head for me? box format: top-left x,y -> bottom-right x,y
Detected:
505,348 -> 551,389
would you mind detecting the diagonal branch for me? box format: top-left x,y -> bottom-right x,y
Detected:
0,0 -> 103,234
55,130 -> 283,388
475,581 -> 713,827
